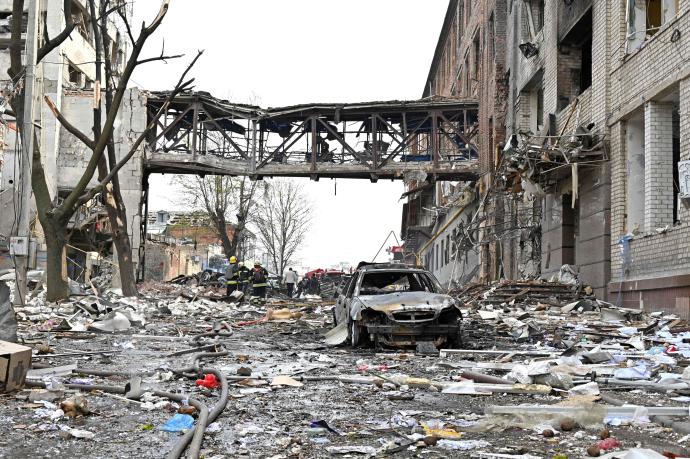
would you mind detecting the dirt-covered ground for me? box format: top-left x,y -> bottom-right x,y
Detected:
1,291 -> 689,458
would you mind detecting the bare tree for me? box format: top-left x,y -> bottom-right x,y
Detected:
8,0 -> 201,300
174,175 -> 265,261
252,180 -> 312,277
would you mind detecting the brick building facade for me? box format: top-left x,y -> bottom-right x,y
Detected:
409,0 -> 690,311
607,0 -> 690,313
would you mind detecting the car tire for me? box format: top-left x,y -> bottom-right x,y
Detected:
332,308 -> 338,326
350,319 -> 361,347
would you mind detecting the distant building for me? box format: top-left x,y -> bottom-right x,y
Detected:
143,209 -> 256,281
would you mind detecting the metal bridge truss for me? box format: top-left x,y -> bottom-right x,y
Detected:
144,92 -> 480,181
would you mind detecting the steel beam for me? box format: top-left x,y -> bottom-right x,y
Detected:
257,119 -> 307,168
191,101 -> 200,159
316,118 -> 369,167
431,111 -> 439,167
310,116 -> 317,173
201,107 -> 248,158
148,105 -> 193,150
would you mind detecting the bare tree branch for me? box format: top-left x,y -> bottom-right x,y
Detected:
44,96 -> 96,149
37,0 -> 76,63
137,53 -> 184,66
77,50 -> 203,204
116,5 -> 135,45
58,0 -> 173,221
253,180 -> 312,276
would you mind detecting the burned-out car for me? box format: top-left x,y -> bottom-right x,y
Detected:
331,263 -> 462,348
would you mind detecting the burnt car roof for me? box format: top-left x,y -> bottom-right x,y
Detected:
356,263 -> 426,273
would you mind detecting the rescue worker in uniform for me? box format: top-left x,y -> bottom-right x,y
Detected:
225,256 -> 239,296
237,261 -> 251,298
251,261 -> 269,304
296,276 -> 307,298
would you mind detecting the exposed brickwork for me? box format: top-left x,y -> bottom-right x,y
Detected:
414,2 -> 690,306
608,3 -> 690,306
644,101 -> 675,230
679,77 -> 690,222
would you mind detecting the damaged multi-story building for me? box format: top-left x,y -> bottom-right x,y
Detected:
500,0 -> 610,299
608,0 -> 690,312
0,0 -> 145,285
144,210 -> 258,281
407,0 -> 690,312
404,0 -> 613,301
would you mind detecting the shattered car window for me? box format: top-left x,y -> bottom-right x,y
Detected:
358,271 -> 436,295
426,273 -> 445,293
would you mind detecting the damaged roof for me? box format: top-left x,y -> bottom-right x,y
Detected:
145,90 -> 477,123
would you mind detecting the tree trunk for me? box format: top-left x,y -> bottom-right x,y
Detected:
103,183 -> 137,296
88,0 -> 137,297
43,219 -> 70,301
216,218 -> 233,260
228,221 -> 245,258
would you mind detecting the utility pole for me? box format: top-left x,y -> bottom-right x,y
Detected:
15,0 -> 40,305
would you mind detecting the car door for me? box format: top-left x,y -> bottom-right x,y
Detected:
335,273 -> 357,325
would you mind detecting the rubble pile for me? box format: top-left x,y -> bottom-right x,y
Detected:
498,129 -> 607,196
0,277 -> 688,458
457,279 -> 588,308
167,270 -> 225,288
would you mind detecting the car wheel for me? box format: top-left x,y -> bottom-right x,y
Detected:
350,319 -> 361,347
332,308 -> 338,326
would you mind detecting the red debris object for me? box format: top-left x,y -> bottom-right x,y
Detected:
597,438 -> 621,450
195,373 -> 220,389
356,364 -> 389,374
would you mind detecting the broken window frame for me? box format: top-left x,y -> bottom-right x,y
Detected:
625,0 -> 680,52
522,0 -> 544,41
67,61 -> 82,86
71,0 -> 92,43
357,271 -> 439,295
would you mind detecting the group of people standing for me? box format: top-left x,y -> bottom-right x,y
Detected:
225,258 -> 321,301
295,273 -> 320,298
225,256 -> 269,302
284,269 -> 320,299
274,267 -> 317,299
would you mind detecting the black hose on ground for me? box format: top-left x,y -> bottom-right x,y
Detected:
165,350 -> 230,459
189,322 -> 233,344
153,391 -> 209,458
29,340 -> 231,458
166,367 -> 229,459
25,375 -> 210,452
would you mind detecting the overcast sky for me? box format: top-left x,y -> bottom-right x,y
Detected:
131,0 -> 447,270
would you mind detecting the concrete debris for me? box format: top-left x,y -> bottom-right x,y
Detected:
0,280 -> 17,342
0,275 -> 689,458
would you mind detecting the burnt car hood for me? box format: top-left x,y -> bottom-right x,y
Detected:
351,291 -> 455,320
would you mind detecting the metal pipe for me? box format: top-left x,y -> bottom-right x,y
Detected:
596,378 -> 690,392
459,370 -> 515,385
487,405 -> 690,417
600,393 -> 690,436
73,368 -> 156,378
